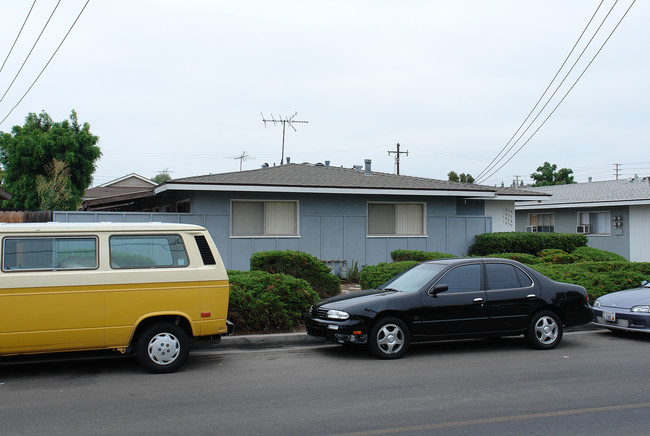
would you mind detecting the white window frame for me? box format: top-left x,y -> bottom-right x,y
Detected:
527,213 -> 555,233
230,200 -> 300,238
577,210 -> 611,236
367,201 -> 426,237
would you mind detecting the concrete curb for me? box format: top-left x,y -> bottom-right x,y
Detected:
194,324 -> 604,350
217,332 -> 322,349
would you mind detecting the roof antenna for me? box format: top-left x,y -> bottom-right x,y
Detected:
229,151 -> 254,171
261,111 -> 309,165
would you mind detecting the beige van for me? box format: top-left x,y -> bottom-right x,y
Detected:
0,222 -> 230,373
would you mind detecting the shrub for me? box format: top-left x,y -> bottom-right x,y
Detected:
227,270 -> 319,332
571,246 -> 628,262
468,232 -> 588,256
531,261 -> 650,301
484,252 -> 540,264
250,250 -> 341,299
537,249 -> 579,264
391,249 -> 456,262
359,261 -> 418,290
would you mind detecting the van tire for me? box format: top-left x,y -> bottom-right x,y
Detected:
136,322 -> 189,373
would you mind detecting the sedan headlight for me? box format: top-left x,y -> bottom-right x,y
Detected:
593,300 -> 601,308
327,309 -> 350,320
631,305 -> 650,313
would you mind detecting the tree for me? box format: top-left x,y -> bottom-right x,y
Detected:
530,162 -> 575,187
36,159 -> 74,211
0,110 -> 101,210
448,171 -> 474,184
152,169 -> 172,184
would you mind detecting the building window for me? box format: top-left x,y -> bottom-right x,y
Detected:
527,213 -> 554,233
176,200 -> 190,213
368,202 -> 425,236
231,200 -> 298,236
578,211 -> 610,235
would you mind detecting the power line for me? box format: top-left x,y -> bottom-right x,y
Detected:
475,0 -> 606,182
0,0 -> 37,73
0,0 -> 62,106
476,0 -> 635,184
476,0 -> 636,184
0,0 -> 91,127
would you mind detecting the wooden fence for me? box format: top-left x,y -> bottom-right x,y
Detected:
0,210 -> 53,223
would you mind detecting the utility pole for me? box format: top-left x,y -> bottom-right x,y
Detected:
387,143 -> 409,175
613,163 -> 621,180
261,112 -> 309,165
512,175 -> 522,187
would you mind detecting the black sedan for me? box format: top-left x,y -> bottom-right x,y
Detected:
305,258 -> 592,358
593,280 -> 650,333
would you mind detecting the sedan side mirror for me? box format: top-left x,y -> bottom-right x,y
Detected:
428,284 -> 448,296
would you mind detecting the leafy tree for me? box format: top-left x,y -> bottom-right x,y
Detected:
530,162 -> 575,187
0,110 -> 101,210
36,159 -> 75,210
152,170 -> 172,184
447,171 -> 474,184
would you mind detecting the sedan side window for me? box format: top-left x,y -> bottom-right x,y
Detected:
438,264 -> 481,293
486,263 -> 533,289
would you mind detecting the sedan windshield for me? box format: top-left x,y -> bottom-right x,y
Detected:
380,263 -> 448,293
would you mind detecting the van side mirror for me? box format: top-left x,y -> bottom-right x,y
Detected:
428,284 -> 448,296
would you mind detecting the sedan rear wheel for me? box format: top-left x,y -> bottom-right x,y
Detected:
526,311 -> 563,349
369,317 -> 410,359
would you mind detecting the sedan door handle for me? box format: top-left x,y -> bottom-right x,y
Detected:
527,294 -> 536,298
473,298 -> 484,303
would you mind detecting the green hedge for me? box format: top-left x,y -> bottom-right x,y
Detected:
391,249 -> 456,262
359,261 -> 418,290
468,232 -> 588,256
250,250 -> 341,299
572,246 -> 628,262
227,270 -> 319,332
484,252 -> 540,264
531,262 -> 650,300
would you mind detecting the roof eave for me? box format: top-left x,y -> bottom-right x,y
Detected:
516,199 -> 650,210
155,183 -> 497,198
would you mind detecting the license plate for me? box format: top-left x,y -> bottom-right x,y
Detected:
604,311 -> 616,322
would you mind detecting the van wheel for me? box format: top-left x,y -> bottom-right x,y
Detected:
136,323 -> 189,373
368,317 -> 410,359
526,311 -> 563,350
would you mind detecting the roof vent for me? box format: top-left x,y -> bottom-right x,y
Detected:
353,165 -> 363,172
364,159 -> 372,176
325,160 -> 330,168
286,157 -> 291,164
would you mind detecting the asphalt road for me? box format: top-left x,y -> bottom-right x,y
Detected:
2,329 -> 650,435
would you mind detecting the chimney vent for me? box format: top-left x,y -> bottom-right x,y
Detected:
364,159 -> 372,176
286,157 -> 291,164
325,160 -> 330,168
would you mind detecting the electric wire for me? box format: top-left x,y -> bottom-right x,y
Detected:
0,0 -> 62,106
477,0 -> 636,184
476,0 -> 621,184
0,0 -> 91,127
474,0 -> 606,182
0,0 -> 37,73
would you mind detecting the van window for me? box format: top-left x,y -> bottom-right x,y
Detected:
2,237 -> 98,271
109,235 -> 188,268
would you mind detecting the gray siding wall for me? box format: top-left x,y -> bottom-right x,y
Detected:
56,192 -> 492,271
515,206 -> 630,259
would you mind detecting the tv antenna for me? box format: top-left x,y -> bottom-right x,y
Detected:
230,151 -> 254,171
261,111 -> 309,165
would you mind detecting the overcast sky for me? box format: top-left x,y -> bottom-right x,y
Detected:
0,1 -> 646,187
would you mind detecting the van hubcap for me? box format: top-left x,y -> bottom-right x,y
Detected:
147,333 -> 181,365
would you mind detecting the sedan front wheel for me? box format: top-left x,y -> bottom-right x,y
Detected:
369,317 -> 410,359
